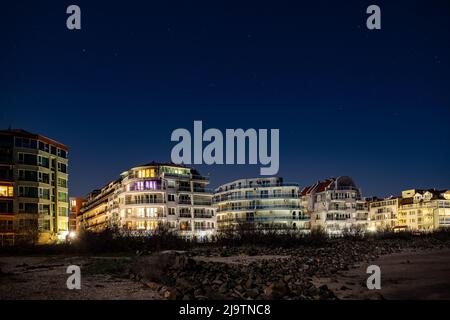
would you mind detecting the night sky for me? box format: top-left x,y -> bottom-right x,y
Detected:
1,0 -> 449,198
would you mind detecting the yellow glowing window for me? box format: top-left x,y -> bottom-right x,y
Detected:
0,186 -> 13,197
137,169 -> 155,178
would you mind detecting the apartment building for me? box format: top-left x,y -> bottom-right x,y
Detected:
368,189 -> 450,232
397,189 -> 450,231
300,176 -> 368,235
213,177 -> 309,232
0,129 -> 69,245
78,162 -> 216,240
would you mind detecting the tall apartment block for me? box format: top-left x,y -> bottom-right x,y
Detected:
369,189 -> 450,232
300,176 -> 368,235
0,129 -> 69,245
213,177 -> 309,232
78,162 -> 216,240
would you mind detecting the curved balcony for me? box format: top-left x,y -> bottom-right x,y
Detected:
214,193 -> 299,203
218,216 -> 310,223
215,182 -> 299,194
125,199 -> 165,205
217,204 -> 301,212
193,200 -> 212,206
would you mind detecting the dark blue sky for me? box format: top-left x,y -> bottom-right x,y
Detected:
1,0 -> 449,197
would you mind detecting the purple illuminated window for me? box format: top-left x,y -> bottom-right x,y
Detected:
134,180 -> 158,191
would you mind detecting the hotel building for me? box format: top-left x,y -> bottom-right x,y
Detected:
300,176 -> 368,235
0,129 -> 69,245
213,177 -> 309,232
397,189 -> 450,231
78,162 -> 216,240
368,189 -> 450,232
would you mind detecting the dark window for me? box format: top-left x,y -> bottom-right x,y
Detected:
38,141 -> 49,153
19,153 -> 38,165
0,167 -> 13,180
19,203 -> 39,214
58,149 -> 67,159
18,186 -> 38,198
58,162 -> 67,173
0,200 -> 13,213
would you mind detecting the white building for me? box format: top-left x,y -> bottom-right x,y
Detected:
78,162 -> 216,240
300,176 -> 368,235
368,196 -> 400,231
214,177 -> 309,232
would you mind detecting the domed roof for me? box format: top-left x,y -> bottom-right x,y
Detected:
335,176 -> 357,188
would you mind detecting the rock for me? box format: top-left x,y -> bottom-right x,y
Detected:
246,247 -> 258,256
318,285 -> 337,300
264,281 -> 288,299
162,288 -> 177,300
219,283 -> 228,294
194,288 -> 204,296
246,288 -> 259,299
129,251 -> 195,286
145,281 -> 162,290
283,275 -> 293,282
235,285 -> 244,293
175,278 -> 191,291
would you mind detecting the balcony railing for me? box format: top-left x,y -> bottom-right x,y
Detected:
194,226 -> 214,230
125,199 -> 165,205
193,200 -> 212,206
163,173 -> 191,179
218,216 -> 310,223
127,215 -> 166,219
179,213 -> 192,218
193,188 -> 213,193
178,199 -> 192,205
215,182 -> 299,193
192,175 -> 209,181
214,193 -> 299,202
194,214 -> 213,219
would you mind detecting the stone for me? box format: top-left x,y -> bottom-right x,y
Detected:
246,288 -> 259,299
145,281 -> 162,290
264,281 -> 288,299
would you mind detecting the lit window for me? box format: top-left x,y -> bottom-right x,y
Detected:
0,186 -> 13,197
137,169 -> 155,178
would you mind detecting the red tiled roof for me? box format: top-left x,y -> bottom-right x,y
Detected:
300,186 -> 312,196
301,178 -> 335,195
315,179 -> 334,192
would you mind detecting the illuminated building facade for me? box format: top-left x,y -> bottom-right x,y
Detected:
78,163 -> 216,239
397,189 -> 450,231
0,129 -> 69,245
300,176 -> 368,235
368,196 -> 400,231
368,189 -> 450,232
213,177 -> 309,232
